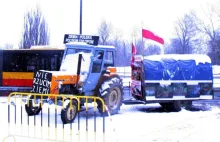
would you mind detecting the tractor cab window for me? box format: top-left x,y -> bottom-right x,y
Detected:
92,50 -> 104,73
104,51 -> 114,68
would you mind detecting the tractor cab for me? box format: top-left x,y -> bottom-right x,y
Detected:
60,42 -> 117,95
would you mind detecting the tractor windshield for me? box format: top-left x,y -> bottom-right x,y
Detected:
60,48 -> 92,78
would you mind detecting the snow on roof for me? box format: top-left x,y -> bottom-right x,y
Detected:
144,54 -> 211,65
95,45 -> 115,49
30,45 -> 65,49
65,42 -> 115,49
65,42 -> 90,46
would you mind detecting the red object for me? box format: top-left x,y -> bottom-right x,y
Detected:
142,29 -> 164,44
3,79 -> 33,87
132,43 -> 137,55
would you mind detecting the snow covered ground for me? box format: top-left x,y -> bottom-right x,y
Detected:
1,97 -> 220,142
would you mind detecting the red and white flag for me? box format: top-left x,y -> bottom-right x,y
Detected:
132,43 -> 137,56
142,29 -> 164,44
131,43 -> 137,68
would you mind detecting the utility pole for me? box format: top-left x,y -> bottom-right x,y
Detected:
79,0 -> 82,34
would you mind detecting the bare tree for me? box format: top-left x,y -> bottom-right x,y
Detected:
19,5 -> 50,49
97,19 -> 113,45
171,12 -> 198,54
130,25 -> 143,55
144,44 -> 161,56
111,28 -> 123,46
111,29 -> 124,66
1,43 -> 13,49
190,3 -> 220,64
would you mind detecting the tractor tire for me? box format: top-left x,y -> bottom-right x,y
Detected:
97,77 -> 123,116
160,101 -> 181,112
61,100 -> 78,124
25,98 -> 42,116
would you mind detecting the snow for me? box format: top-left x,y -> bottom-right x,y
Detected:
59,52 -> 92,82
213,65 -> 220,75
144,54 -> 211,65
66,42 -> 89,46
1,96 -> 220,142
96,45 -> 115,49
30,45 -> 65,49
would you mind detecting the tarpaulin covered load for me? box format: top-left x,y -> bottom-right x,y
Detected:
143,54 -> 213,81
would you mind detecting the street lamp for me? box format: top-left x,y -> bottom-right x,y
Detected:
79,0 -> 82,34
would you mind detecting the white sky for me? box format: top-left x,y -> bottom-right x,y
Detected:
0,0 -> 219,48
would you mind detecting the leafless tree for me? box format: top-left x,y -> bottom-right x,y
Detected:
97,19 -> 113,45
130,25 -> 143,55
144,44 -> 161,56
189,4 -> 220,64
19,5 -> 50,49
171,12 -> 198,54
111,28 -> 123,46
1,43 -> 13,49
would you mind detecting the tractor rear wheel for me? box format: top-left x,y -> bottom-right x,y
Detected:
25,96 -> 42,116
97,77 -> 123,116
61,100 -> 78,124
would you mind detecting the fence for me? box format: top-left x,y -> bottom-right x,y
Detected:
3,92 -> 115,142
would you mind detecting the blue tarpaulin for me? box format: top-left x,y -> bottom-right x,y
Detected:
143,55 -> 213,81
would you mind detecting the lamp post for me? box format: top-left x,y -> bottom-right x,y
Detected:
79,0 -> 82,34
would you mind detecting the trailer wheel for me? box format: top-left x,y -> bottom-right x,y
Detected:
160,101 -> 181,112
25,99 -> 42,116
97,77 -> 123,116
180,100 -> 193,110
61,100 -> 78,124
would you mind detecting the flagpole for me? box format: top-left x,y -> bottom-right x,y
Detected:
141,21 -> 144,57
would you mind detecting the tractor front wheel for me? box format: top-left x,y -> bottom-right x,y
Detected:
25,98 -> 42,116
61,100 -> 78,124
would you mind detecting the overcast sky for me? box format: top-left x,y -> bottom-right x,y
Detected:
0,0 -> 219,48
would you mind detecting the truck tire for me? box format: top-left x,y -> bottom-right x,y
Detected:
160,101 -> 181,112
97,77 -> 123,116
25,97 -> 42,116
180,100 -> 193,110
61,100 -> 78,124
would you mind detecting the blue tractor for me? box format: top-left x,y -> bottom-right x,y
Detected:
25,35 -> 123,124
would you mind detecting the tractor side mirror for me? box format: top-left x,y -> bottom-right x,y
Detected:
98,52 -> 103,59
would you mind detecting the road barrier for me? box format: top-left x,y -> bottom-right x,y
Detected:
4,92 -> 108,142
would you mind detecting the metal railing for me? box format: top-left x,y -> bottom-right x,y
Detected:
4,92 -> 108,142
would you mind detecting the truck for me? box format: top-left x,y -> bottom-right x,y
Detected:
25,34 -> 213,124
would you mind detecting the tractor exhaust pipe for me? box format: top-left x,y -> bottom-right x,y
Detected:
76,54 -> 82,89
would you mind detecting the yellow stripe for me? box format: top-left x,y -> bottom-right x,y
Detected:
3,72 -> 34,79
